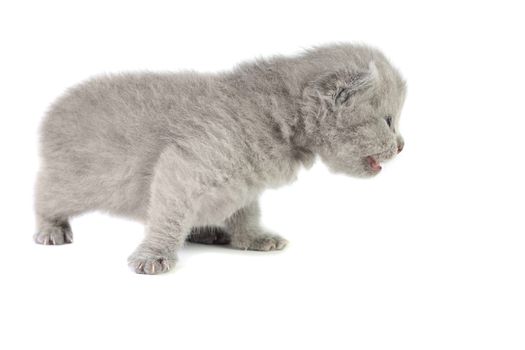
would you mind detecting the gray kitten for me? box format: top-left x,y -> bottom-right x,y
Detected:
34,43 -> 406,274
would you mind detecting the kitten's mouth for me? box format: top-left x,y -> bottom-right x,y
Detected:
366,156 -> 382,172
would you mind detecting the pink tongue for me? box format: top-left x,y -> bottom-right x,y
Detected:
367,156 -> 382,171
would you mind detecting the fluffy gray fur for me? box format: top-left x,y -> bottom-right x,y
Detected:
34,43 -> 406,274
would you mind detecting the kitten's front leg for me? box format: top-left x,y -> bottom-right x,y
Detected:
128,203 -> 189,275
225,201 -> 288,251
128,148 -> 194,275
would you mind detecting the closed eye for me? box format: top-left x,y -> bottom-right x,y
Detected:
385,115 -> 393,128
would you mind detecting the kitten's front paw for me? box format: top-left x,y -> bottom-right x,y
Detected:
34,223 -> 73,245
231,233 -> 288,251
128,250 -> 177,275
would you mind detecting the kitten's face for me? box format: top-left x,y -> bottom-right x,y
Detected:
303,61 -> 406,177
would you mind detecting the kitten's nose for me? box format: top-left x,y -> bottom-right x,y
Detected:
397,141 -> 404,153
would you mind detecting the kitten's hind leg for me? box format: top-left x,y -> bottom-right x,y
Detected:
187,226 -> 231,245
33,170 -> 78,245
34,216 -> 73,245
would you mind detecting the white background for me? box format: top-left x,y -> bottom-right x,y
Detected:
1,1 -> 524,349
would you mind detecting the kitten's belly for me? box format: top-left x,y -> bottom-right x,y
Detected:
192,185 -> 259,226
107,157 -> 300,225
192,165 -> 299,225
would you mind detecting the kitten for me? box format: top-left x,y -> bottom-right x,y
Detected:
34,43 -> 406,274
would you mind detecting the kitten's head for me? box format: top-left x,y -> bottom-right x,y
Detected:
300,50 -> 406,177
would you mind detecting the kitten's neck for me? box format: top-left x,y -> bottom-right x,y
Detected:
267,55 -> 326,157
225,54 -> 325,166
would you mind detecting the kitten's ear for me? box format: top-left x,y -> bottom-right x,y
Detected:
309,61 -> 378,107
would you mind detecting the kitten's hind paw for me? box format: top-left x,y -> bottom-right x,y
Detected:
34,221 -> 73,245
187,227 -> 231,245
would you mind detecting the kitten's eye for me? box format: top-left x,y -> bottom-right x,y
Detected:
385,116 -> 393,128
